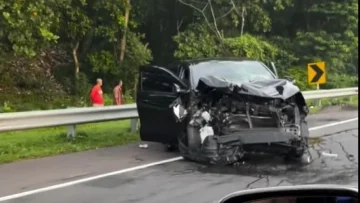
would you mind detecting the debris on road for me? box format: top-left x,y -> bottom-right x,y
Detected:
321,151 -> 338,158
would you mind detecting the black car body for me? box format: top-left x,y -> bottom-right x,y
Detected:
136,58 -> 311,165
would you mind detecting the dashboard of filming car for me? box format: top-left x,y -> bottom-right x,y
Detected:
219,185 -> 358,203
246,196 -> 357,203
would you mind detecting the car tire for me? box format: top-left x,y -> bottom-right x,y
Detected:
285,117 -> 311,164
300,116 -> 309,141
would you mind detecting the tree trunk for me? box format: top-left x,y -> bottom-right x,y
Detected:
119,0 -> 130,62
72,41 -> 80,79
240,7 -> 245,37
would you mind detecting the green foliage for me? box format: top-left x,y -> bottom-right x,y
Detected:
287,66 -> 316,91
325,73 -> 358,89
174,0 -> 357,91
0,0 -> 60,56
174,26 -> 279,62
0,101 -> 12,113
268,36 -> 299,76
87,50 -> 117,74
174,24 -> 218,59
74,72 -> 91,98
57,0 -> 91,42
86,31 -> 152,94
294,31 -> 357,75
0,120 -> 139,164
222,34 -> 278,61
0,0 -> 358,112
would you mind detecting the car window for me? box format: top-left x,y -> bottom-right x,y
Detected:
178,66 -> 190,86
190,60 -> 276,87
140,71 -> 174,92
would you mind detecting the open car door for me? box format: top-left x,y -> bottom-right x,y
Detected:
136,65 -> 188,145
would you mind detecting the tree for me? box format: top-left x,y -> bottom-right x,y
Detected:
57,0 -> 92,79
0,0 -> 60,57
292,0 -> 357,84
119,0 -> 130,63
0,0 -> 358,111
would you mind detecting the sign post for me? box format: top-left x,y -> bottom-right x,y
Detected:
307,61 -> 326,106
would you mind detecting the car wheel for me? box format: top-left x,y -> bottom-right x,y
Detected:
300,119 -> 309,145
285,116 -> 311,164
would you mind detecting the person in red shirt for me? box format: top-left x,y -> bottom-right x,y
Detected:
113,80 -> 124,105
90,78 -> 104,106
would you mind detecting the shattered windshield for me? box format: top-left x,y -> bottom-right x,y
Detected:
190,60 -> 276,87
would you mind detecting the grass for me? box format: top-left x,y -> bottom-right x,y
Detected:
0,120 -> 139,164
0,95 -> 357,165
307,95 -> 358,114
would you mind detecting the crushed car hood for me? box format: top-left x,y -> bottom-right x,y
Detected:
196,75 -> 301,100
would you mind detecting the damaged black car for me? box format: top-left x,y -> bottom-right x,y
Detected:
136,58 -> 311,165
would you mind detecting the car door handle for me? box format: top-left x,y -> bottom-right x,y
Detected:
149,93 -> 176,98
142,100 -> 172,108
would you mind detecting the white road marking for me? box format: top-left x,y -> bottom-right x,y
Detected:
0,117 -> 358,202
308,117 -> 358,131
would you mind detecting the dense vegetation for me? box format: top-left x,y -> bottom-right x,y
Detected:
0,0 -> 358,112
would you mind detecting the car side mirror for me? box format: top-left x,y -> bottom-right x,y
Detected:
219,185 -> 358,203
284,76 -> 296,84
174,84 -> 189,94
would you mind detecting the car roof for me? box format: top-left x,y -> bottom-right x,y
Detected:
181,57 -> 260,68
160,57 -> 262,72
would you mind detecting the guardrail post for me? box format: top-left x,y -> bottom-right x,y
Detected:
66,106 -> 77,139
130,119 -> 138,133
317,99 -> 322,107
316,83 -> 322,107
67,125 -> 76,139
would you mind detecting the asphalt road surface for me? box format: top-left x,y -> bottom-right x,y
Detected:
0,106 -> 358,203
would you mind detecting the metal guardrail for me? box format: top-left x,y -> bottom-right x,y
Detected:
0,87 -> 357,137
0,104 -> 138,138
302,87 -> 358,100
